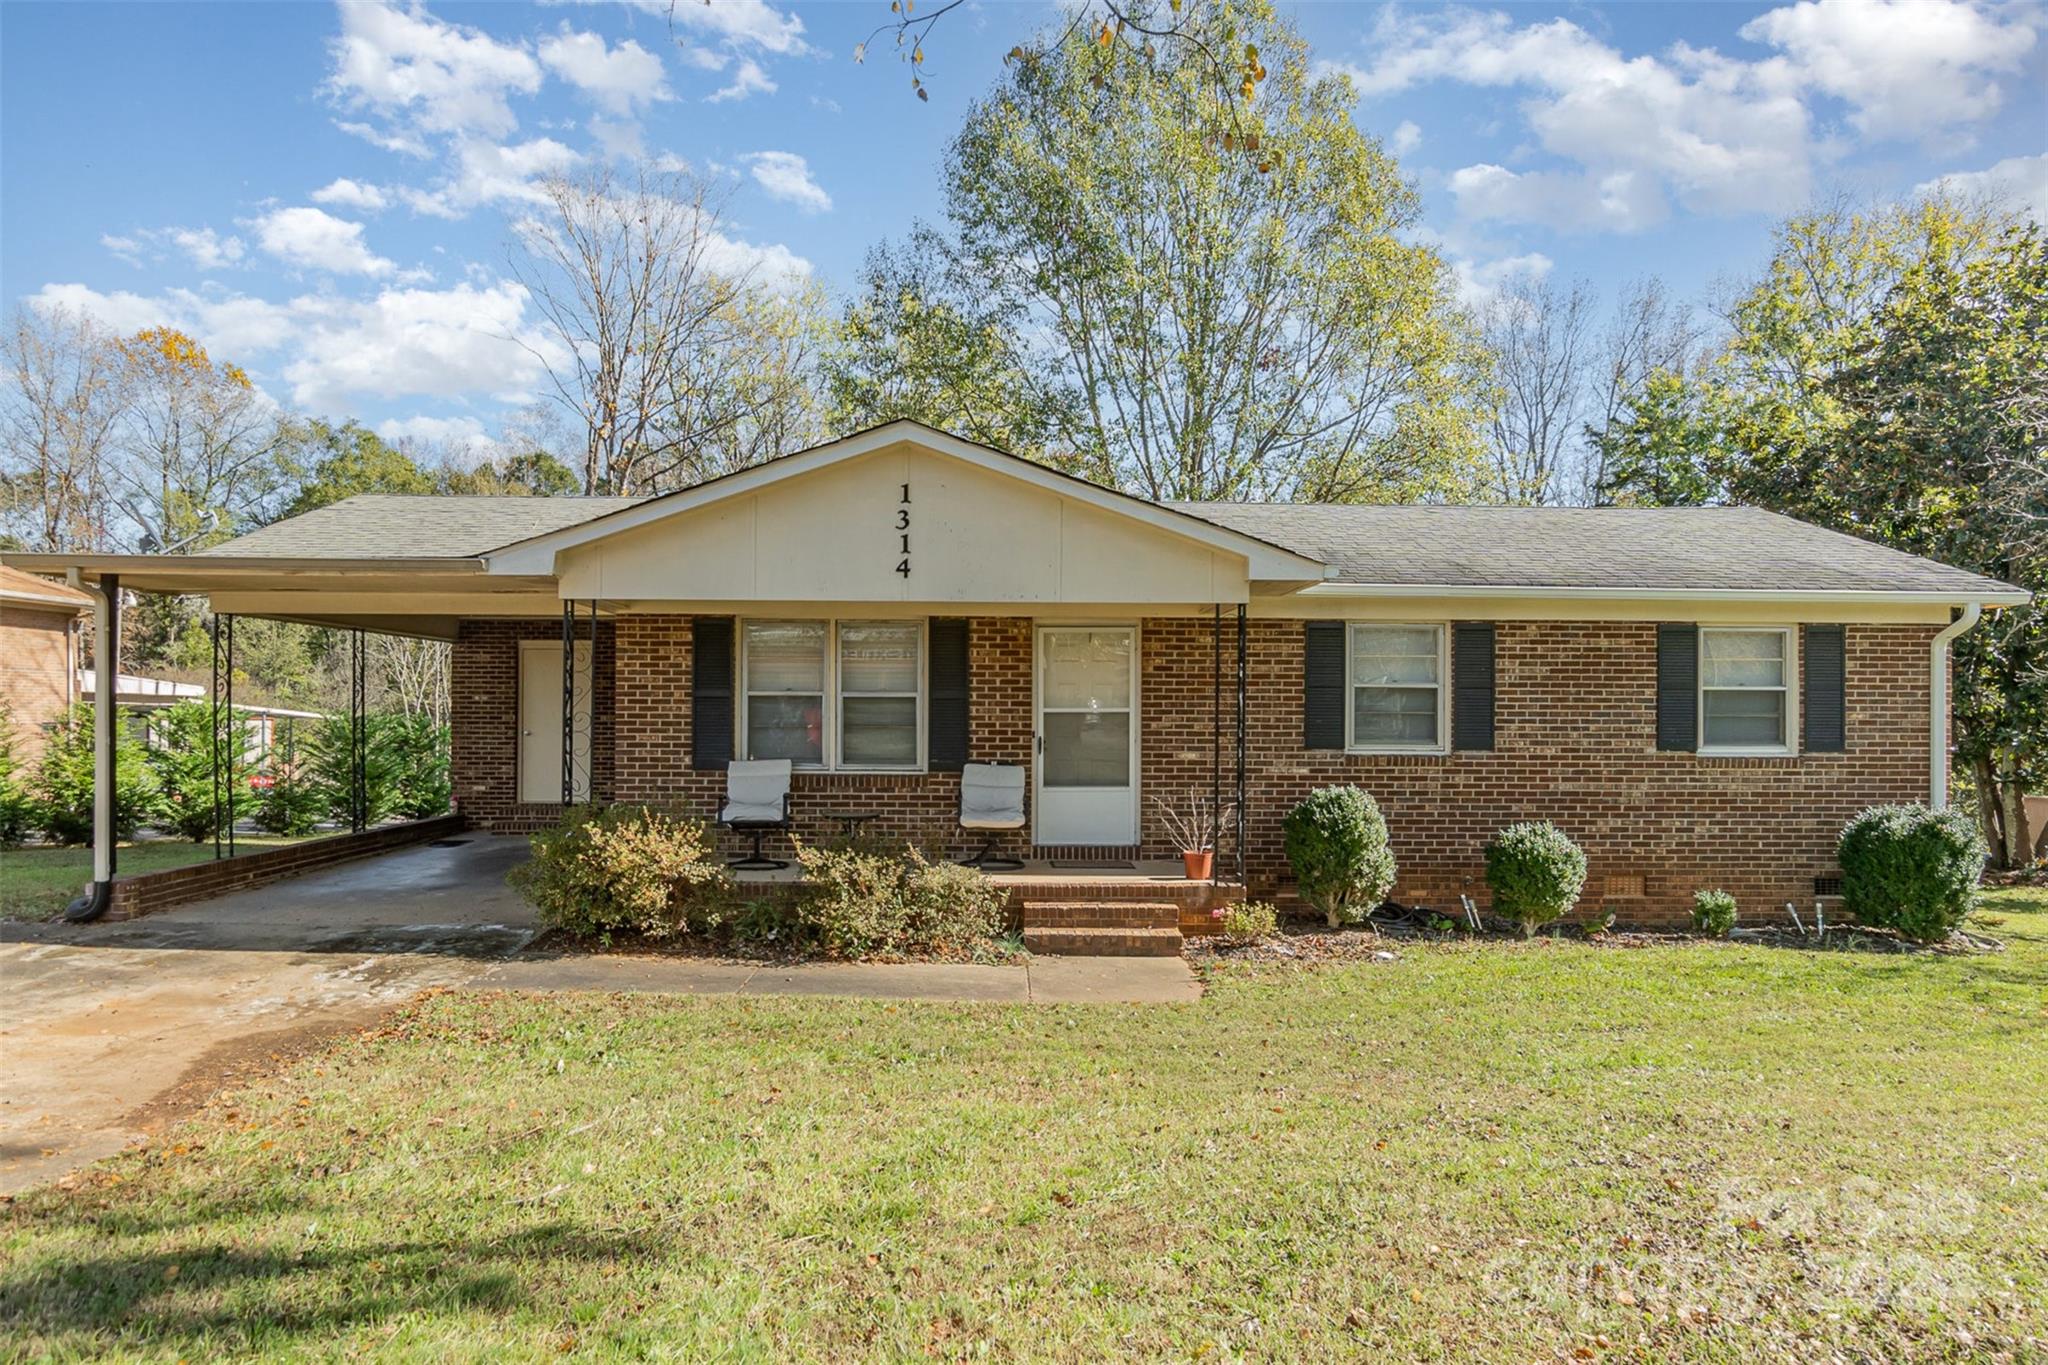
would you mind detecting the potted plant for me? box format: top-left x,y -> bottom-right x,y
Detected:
1152,790 -> 1235,881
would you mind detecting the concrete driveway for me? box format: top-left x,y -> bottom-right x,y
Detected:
1,833 -> 1199,1194
0,835 -> 538,1194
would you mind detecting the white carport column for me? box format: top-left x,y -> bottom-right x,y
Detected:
71,570 -> 120,888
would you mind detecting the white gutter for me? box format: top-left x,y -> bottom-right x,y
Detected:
1296,582 -> 2034,605
1928,602 -> 1984,810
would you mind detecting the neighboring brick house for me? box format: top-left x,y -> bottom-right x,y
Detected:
5,422 -> 2029,929
0,565 -> 89,759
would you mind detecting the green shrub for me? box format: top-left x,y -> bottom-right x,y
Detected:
146,701 -> 254,842
1838,804 -> 1986,944
308,713 -> 404,828
254,721 -> 325,836
508,805 -> 729,942
0,704 -> 34,846
1282,786 -> 1397,928
387,711 -> 452,820
1217,900 -> 1279,944
790,840 -> 1006,959
1484,821 -> 1588,937
32,704 -> 160,845
1692,888 -> 1738,937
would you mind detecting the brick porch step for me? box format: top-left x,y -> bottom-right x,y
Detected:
1020,900 -> 1179,930
1021,925 -> 1185,957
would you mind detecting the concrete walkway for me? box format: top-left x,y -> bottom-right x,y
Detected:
471,951 -> 1199,1004
1,835 -> 1197,1192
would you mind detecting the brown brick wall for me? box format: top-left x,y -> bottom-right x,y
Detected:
450,619 -> 614,832
450,612 -> 1937,927
1141,617 -> 1935,928
1,605 -> 79,759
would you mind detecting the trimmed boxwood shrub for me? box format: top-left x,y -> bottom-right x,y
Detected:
1282,786 -> 1396,928
1484,821 -> 1588,937
1692,888 -> 1738,937
1837,804 -> 1986,944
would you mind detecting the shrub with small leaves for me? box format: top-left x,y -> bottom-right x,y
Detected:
1217,900 -> 1279,944
1692,889 -> 1738,937
1838,804 -> 1986,944
791,840 -> 1005,959
509,805 -> 729,942
33,704 -> 160,845
1282,786 -> 1396,928
0,705 -> 34,846
1483,821 -> 1588,937
147,701 -> 254,843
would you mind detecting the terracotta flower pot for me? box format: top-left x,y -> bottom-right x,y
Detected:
1182,849 -> 1214,881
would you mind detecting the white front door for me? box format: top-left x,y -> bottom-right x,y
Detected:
519,639 -> 593,803
1035,625 -> 1138,846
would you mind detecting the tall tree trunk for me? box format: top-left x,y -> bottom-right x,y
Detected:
1972,752 -> 2007,870
1998,761 -> 2033,869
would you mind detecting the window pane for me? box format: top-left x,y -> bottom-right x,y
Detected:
746,621 -> 825,692
1351,626 -> 1440,685
1354,686 -> 1439,746
747,694 -> 823,764
1701,631 -> 1785,687
840,621 -> 920,694
842,696 -> 917,767
1703,689 -> 1785,747
1043,711 -> 1130,787
1043,630 -> 1131,709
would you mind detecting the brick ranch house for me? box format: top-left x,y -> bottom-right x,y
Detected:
0,564 -> 90,761
5,421 -> 2028,928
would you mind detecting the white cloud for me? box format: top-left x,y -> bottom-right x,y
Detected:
96,226 -> 246,271
400,136 -> 580,218
743,150 -> 830,213
311,178 -> 392,212
282,280 -> 559,411
335,119 -> 433,159
1447,164 -> 1669,233
610,0 -> 807,55
1388,119 -> 1422,156
707,57 -> 776,103
1916,152 -> 2048,222
699,231 -> 812,286
326,0 -> 542,140
1448,251 -> 1554,310
248,206 -> 395,276
1741,0 -> 2036,140
377,413 -> 491,445
538,28 -> 670,115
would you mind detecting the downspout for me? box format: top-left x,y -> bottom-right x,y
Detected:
63,570 -> 119,921
1928,602 -> 1983,811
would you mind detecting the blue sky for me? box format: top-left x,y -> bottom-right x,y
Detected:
3,0 -> 2043,449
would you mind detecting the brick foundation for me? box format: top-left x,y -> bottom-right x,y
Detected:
450,613 -> 1937,929
100,814 -> 466,921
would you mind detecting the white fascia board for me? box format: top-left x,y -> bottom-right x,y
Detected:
1297,582 -> 2034,607
481,421 -> 1329,583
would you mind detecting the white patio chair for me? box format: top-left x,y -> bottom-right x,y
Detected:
720,759 -> 794,870
957,761 -> 1026,871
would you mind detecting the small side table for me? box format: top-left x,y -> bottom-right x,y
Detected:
817,810 -> 881,839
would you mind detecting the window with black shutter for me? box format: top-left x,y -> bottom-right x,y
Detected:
927,618 -> 969,771
1802,624 -> 1845,753
1303,620 -> 1346,749
1452,621 -> 1496,751
1656,623 -> 1699,752
691,616 -> 735,770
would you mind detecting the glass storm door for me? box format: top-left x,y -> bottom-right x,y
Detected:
1035,626 -> 1138,846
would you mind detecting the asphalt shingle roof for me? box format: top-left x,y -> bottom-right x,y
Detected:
208,494 -> 647,560
1167,503 -> 2015,596
202,490 -> 2015,597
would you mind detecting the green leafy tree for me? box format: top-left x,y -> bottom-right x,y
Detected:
145,700 -> 254,842
853,0 -> 1485,502
281,419 -> 435,518
308,712 -> 404,829
387,711 -> 452,820
0,704 -> 36,845
32,704 -> 159,845
441,450 -> 581,497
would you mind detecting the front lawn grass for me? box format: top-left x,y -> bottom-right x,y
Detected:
3,888 -> 2043,1361
0,835 -> 311,921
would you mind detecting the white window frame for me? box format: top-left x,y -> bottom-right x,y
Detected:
1345,622 -> 1449,756
1697,625 -> 1798,757
738,618 -> 926,773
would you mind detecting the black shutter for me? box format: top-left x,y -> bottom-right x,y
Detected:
1304,620 -> 1346,749
1452,621 -> 1496,751
1656,623 -> 1698,752
691,616 -> 735,771
1803,624 -> 1846,753
928,618 -> 969,771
